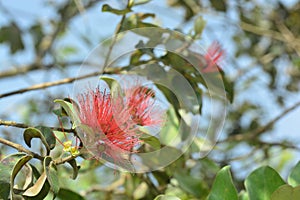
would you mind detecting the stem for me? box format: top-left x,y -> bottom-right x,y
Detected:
0,119 -> 73,133
0,137 -> 44,161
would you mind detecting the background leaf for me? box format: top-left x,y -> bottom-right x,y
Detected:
245,166 -> 285,200
207,166 -> 238,200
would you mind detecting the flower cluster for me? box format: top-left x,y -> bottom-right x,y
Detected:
201,41 -> 224,73
77,84 -> 165,165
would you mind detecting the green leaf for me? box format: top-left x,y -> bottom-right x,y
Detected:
23,127 -> 51,154
239,190 -> 249,200
36,126 -> 56,150
245,166 -> 285,200
288,161 -> 300,187
207,166 -> 238,200
57,188 -> 85,200
140,134 -> 161,150
22,172 -> 50,200
0,153 -> 30,200
194,16 -> 206,36
10,155 -> 33,198
154,195 -> 181,200
174,170 -> 208,198
100,76 -> 124,98
271,185 -> 300,200
102,4 -> 131,15
0,23 -> 24,54
54,99 -> 80,129
67,159 -> 80,180
44,157 -> 59,195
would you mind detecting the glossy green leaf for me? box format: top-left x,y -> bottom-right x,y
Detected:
207,166 -> 238,200
271,185 -> 300,200
57,188 -> 85,200
154,195 -> 181,200
67,159 -> 80,180
0,153 -> 29,200
23,127 -> 50,154
288,161 -> 300,187
245,166 -> 285,200
54,99 -> 80,129
102,4 -> 131,15
44,157 -> 59,195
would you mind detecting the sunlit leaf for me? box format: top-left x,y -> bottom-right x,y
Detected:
54,99 -> 80,129
207,166 -> 238,200
288,161 -> 300,187
271,185 -> 300,200
154,195 -> 181,200
245,166 -> 285,200
23,172 -> 50,199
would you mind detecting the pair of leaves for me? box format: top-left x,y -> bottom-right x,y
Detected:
208,163 -> 300,200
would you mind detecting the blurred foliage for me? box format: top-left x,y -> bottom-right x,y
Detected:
0,0 -> 300,199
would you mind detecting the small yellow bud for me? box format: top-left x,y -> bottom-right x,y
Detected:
63,141 -> 72,152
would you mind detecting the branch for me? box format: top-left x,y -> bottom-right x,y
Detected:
0,61 -> 83,79
103,1 -> 129,68
0,71 -> 101,99
0,119 -> 73,133
220,100 -> 300,143
0,137 -> 44,161
240,21 -> 300,55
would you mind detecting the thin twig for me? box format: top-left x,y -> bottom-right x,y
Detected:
0,119 -> 73,133
240,21 -> 300,55
0,61 -> 84,79
220,100 -> 300,143
103,0 -> 129,68
0,71 -> 101,99
0,137 -> 44,161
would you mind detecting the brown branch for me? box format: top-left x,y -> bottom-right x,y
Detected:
0,61 -> 83,79
0,71 -> 101,99
0,137 -> 44,161
240,21 -> 300,54
0,119 -> 73,133
220,100 -> 300,143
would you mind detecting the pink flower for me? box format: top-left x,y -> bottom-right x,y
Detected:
125,86 -> 165,128
201,41 -> 224,73
77,88 -> 139,154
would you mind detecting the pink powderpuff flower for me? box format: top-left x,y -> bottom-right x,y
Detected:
77,88 -> 140,162
125,85 -> 165,128
201,41 -> 224,73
